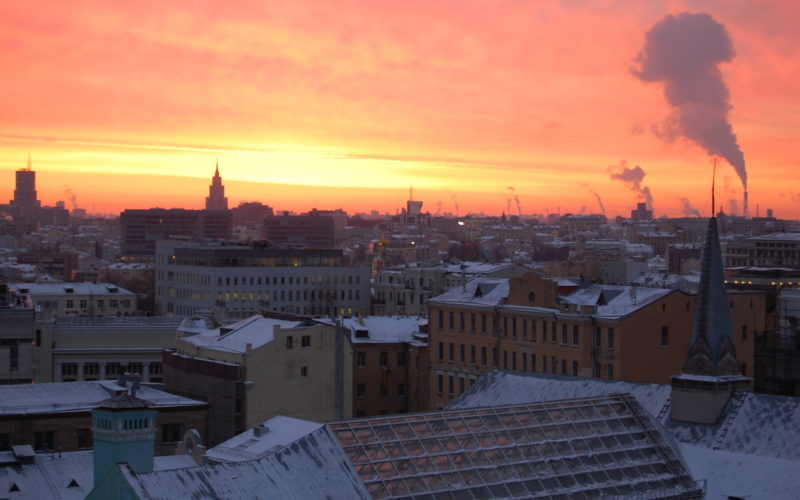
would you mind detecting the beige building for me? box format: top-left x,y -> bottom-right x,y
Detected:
33,316 -> 182,383
427,271 -> 764,409
9,282 -> 137,317
163,314 -> 353,446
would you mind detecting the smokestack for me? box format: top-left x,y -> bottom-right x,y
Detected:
743,190 -> 749,219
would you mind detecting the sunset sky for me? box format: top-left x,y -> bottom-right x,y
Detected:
1,1 -> 799,219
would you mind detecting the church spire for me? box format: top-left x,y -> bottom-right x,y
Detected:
683,162 -> 739,376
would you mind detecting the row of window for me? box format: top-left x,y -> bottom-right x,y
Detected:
436,342 -> 590,377
356,382 -> 407,398
62,299 -> 131,309
214,288 -> 361,303
0,423 -> 184,453
285,335 -> 312,349
436,310 -> 589,346
356,351 -> 407,368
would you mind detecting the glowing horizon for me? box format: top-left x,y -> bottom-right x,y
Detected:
1,1 -> 798,219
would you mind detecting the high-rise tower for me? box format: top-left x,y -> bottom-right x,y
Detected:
205,160 -> 228,211
11,155 -> 40,217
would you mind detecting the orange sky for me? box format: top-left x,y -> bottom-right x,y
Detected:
1,1 -> 799,219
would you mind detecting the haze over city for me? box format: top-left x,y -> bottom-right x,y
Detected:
2,1 -> 799,218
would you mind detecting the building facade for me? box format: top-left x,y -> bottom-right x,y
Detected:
8,282 -> 137,318
155,240 -> 371,318
426,271 -> 764,409
119,209 -> 233,260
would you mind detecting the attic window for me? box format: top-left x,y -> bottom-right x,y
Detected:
107,287 -> 118,293
65,288 -> 74,294
68,479 -> 80,488
9,483 -> 20,492
355,330 -> 369,339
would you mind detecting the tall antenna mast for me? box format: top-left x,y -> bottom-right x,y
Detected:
711,157 -> 717,217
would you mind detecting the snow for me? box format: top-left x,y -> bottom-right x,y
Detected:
207,415 -> 322,463
179,315 -> 302,353
680,443 -> 800,500
0,381 -> 205,415
7,282 -> 135,296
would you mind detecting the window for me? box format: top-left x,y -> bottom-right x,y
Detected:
572,325 -> 579,346
503,317 -> 508,338
84,363 -> 99,379
459,377 -> 465,394
741,325 -> 748,341
437,374 -> 444,393
532,355 -> 536,372
300,366 -> 308,377
459,312 -> 465,331
285,336 -> 294,349
470,313 -> 476,333
357,352 -> 366,367
161,423 -> 185,443
561,359 -> 567,375
380,351 -> 389,367
606,364 -> 614,380
492,348 -> 498,367
512,352 -> 517,370
459,344 -> 465,363
551,322 -> 556,343
552,356 -> 557,374
449,311 -> 455,330
448,343 -> 454,362
97,299 -> 105,309
522,319 -> 527,340
572,360 -> 579,376
109,299 -> 119,308
301,335 -> 311,348
398,383 -> 406,397
470,345 -> 476,364
522,353 -> 527,371
357,384 -> 366,398
481,314 -> 487,333
34,430 -> 56,451
661,326 -> 669,346
448,375 -> 454,394
79,299 -> 87,308
76,429 -> 93,449
512,318 -> 517,338
481,347 -> 487,366
379,384 -> 388,397
561,324 -> 568,344
438,310 -> 444,330
531,321 -> 537,342
594,327 -> 601,348
607,328 -> 615,349
438,342 -> 444,361
542,355 -> 547,373
397,351 -> 407,367
503,350 -> 508,369
66,299 -> 74,309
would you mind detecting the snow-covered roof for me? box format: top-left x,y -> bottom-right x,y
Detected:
121,428 -> 370,499
315,316 -> 424,344
7,282 -> 135,296
450,370 -> 800,499
207,415 -> 322,463
0,450 -> 93,500
561,284 -> 673,318
329,393 -> 702,499
427,277 -> 510,307
179,315 -> 303,353
0,381 -> 206,416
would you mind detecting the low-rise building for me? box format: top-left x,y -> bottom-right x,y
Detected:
162,314 -> 354,446
33,316 -> 182,383
0,378 -> 207,456
8,282 -> 137,317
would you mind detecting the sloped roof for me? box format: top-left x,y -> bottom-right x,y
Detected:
427,277 -> 510,307
0,450 -> 93,500
329,394 -> 702,499
0,381 -> 205,416
121,428 -> 370,500
450,370 -> 800,498
207,415 -> 323,463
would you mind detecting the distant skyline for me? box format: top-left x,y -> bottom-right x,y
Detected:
1,1 -> 799,219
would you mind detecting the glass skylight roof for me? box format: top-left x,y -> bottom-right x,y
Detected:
330,394 -> 702,500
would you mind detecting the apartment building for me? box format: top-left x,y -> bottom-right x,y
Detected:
427,271 -> 764,409
8,282 -> 137,317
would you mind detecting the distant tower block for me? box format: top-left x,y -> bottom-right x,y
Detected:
205,160 -> 229,211
11,155 -> 41,217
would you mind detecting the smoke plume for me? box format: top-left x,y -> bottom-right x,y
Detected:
608,160 -> 654,209
633,12 -> 747,189
582,184 -> 607,215
678,197 -> 701,217
451,194 -> 460,217
62,185 -> 78,210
